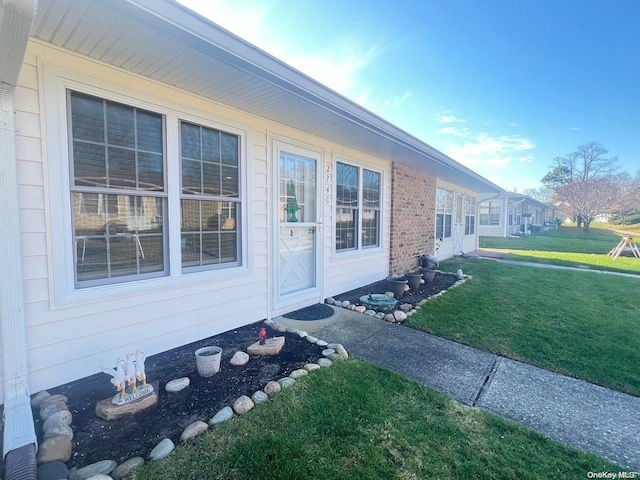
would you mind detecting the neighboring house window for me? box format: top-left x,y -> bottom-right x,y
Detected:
70,91 -> 166,285
436,187 -> 453,239
180,121 -> 240,270
479,201 -> 500,226
464,196 -> 476,235
69,91 -> 243,287
336,162 -> 381,251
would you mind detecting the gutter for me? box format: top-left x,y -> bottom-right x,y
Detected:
0,0 -> 39,477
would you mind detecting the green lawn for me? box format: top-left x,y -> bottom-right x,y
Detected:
407,258 -> 640,397
133,360 -> 620,480
479,226 -> 640,273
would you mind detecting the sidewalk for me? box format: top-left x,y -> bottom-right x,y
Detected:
277,308 -> 640,471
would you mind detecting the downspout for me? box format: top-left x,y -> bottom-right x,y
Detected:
1,0 -> 39,477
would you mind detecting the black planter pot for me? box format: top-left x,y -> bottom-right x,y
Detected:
420,267 -> 436,284
405,272 -> 423,290
420,255 -> 439,270
387,277 -> 408,298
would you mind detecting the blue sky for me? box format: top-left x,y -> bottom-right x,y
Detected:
178,0 -> 639,191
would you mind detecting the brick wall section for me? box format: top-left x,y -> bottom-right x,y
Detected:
389,163 -> 436,274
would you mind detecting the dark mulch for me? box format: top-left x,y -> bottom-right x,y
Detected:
283,303 -> 335,321
333,271 -> 459,309
35,322 -> 325,469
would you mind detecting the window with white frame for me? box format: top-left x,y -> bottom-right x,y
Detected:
180,121 -> 240,271
336,162 -> 381,251
436,187 -> 453,239
479,201 -> 501,226
464,196 -> 476,235
68,90 -> 242,287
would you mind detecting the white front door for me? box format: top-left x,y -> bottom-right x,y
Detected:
273,142 -> 322,311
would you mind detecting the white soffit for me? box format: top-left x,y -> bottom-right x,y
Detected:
31,0 -> 501,193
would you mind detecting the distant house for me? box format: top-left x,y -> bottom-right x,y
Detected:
0,0 -> 500,466
478,192 -> 555,237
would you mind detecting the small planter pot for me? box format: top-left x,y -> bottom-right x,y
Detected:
195,346 -> 222,377
387,277 -> 408,298
420,255 -> 439,270
420,267 -> 436,284
405,271 -> 423,290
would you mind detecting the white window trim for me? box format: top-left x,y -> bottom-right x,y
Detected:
333,156 -> 384,255
41,62 -> 252,308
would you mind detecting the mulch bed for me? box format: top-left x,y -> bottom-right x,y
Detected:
332,271 -> 459,309
35,322 -> 325,469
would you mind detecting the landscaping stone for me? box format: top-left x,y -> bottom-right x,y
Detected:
316,339 -> 328,347
286,326 -> 299,334
39,394 -> 69,410
251,390 -> 269,404
148,438 -> 174,461
85,475 -> 113,480
289,369 -> 308,379
304,363 -> 321,372
375,312 -> 386,318
297,330 -> 308,338
394,310 -> 407,322
277,377 -> 296,389
342,301 -> 351,308
321,348 -> 336,357
384,313 -> 395,322
40,401 -> 69,421
43,423 -> 74,442
305,335 -> 318,344
37,460 -> 69,480
232,395 -> 255,414
365,310 -> 377,316
31,390 -> 51,408
263,381 -> 282,396
42,410 -> 73,433
247,337 -> 285,355
37,436 -> 73,464
69,460 -> 117,479
317,358 -> 333,368
111,457 -> 145,480
209,406 -> 234,425
354,305 -> 367,313
165,377 -> 190,392
399,303 -> 412,311
325,297 -> 335,304
327,344 -> 348,359
329,353 -> 345,362
181,421 -> 209,441
229,351 -> 250,366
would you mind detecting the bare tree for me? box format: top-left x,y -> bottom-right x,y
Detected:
612,172 -> 640,226
556,177 -> 620,232
523,186 -> 554,205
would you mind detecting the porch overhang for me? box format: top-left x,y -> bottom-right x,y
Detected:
31,0 -> 501,193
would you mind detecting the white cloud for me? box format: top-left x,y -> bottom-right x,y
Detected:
383,90 -> 413,108
445,134 -> 535,171
437,126 -> 468,138
439,113 -> 467,124
569,127 -> 580,131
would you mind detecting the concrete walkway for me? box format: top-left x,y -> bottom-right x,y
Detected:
278,308 -> 640,471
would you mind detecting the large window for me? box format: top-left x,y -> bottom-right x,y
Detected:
436,187 -> 453,239
464,196 -> 476,235
180,122 -> 240,270
68,91 -> 243,287
479,201 -> 501,226
336,162 -> 381,251
70,91 -> 166,285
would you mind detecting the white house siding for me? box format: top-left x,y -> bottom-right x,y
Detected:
322,152 -> 391,299
435,181 -> 480,261
13,40 -> 393,395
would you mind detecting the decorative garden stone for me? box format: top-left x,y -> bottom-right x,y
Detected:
305,335 -> 319,344
327,344 -> 348,359
165,377 -> 190,392
247,337 -> 285,355
304,363 -> 321,372
111,457 -> 145,480
321,348 -> 335,357
69,459 -> 117,479
43,424 -> 74,441
95,381 -> 159,421
39,394 -> 68,410
37,436 -> 73,464
317,358 -> 333,368
251,390 -> 269,404
40,401 -> 69,421
31,390 -> 51,408
289,369 -> 308,379
181,421 -> 209,441
230,351 -> 250,366
264,381 -> 282,396
149,438 -> 174,461
209,406 -> 234,425
277,377 -> 296,389
37,461 -> 69,480
232,395 -> 255,414
42,409 -> 73,432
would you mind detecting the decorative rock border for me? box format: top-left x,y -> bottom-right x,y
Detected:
30,320 -> 349,480
326,271 -> 472,324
